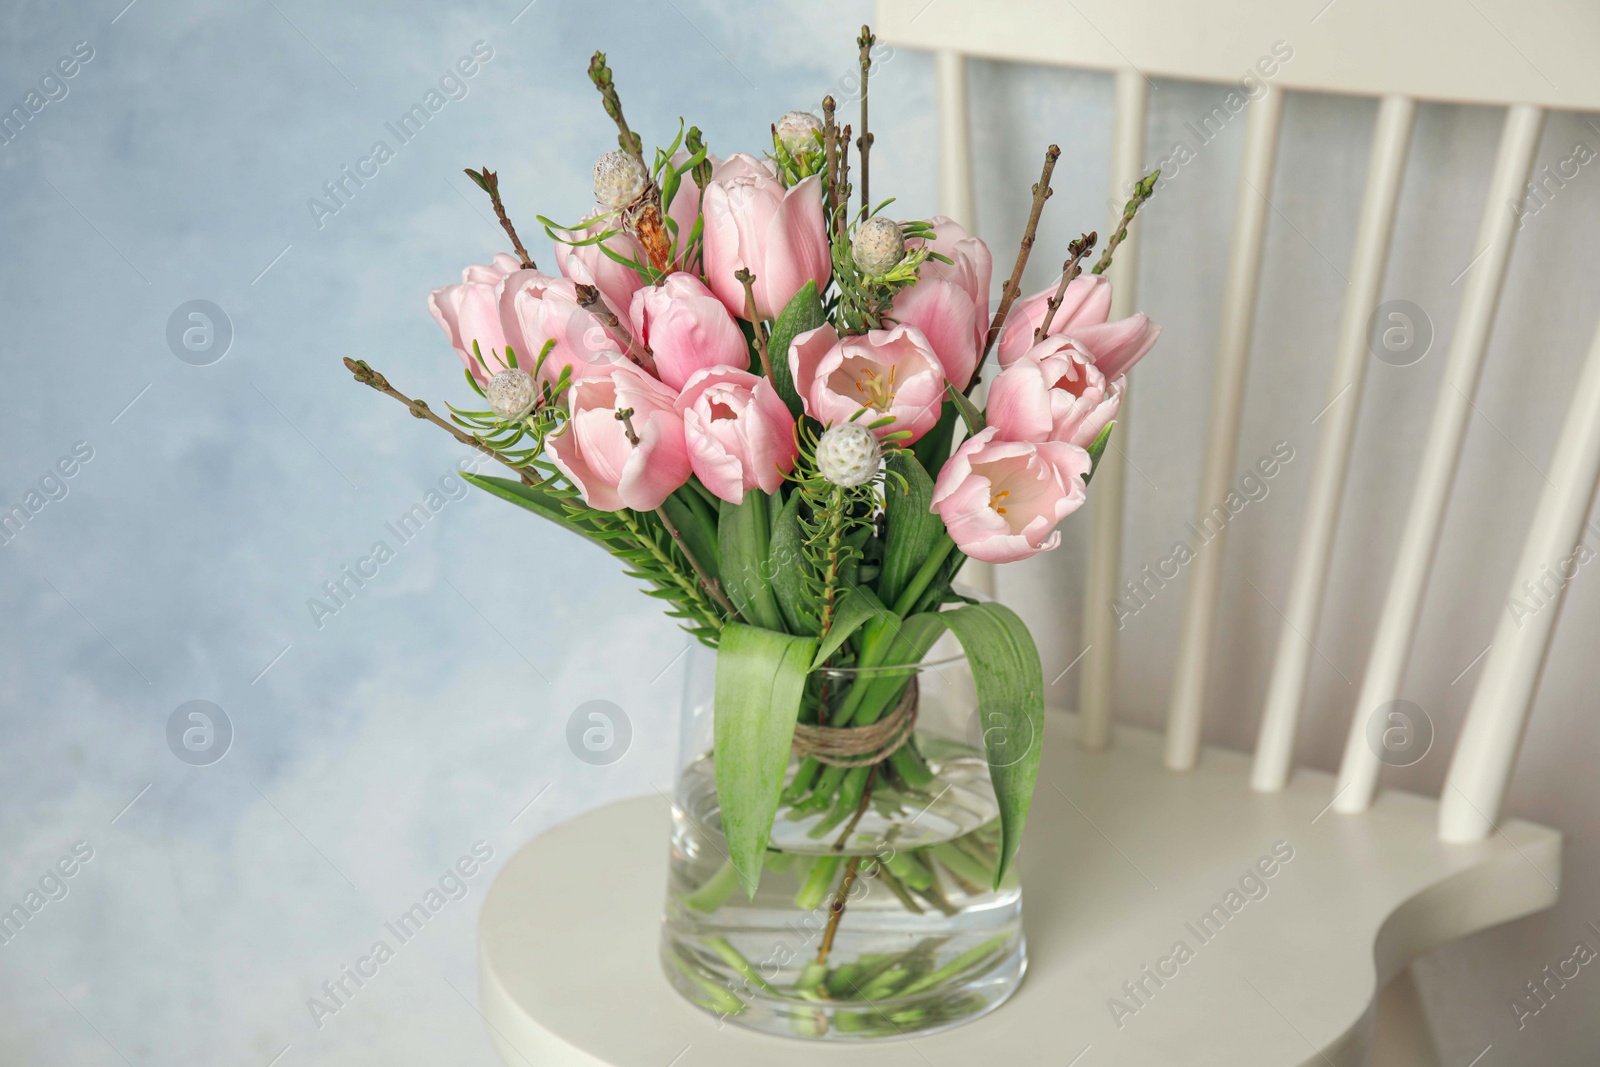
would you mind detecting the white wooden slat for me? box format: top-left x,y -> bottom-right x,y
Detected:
933,48 -> 995,599
1079,69 -> 1149,751
1439,318 -> 1600,841
1333,104 -> 1545,814
878,0 -> 1600,113
1250,95 -> 1416,792
1164,85 -> 1285,771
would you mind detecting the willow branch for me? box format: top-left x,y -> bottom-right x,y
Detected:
574,283 -> 655,373
1093,168 -> 1160,276
822,95 -> 843,238
655,505 -> 740,620
734,268 -> 775,381
343,358 -> 534,485
587,52 -> 644,166
816,855 -> 863,963
971,144 -> 1060,394
464,168 -> 535,270
1034,231 -> 1098,345
856,24 -> 876,213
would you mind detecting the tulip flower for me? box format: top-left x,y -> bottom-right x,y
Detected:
629,274 -> 748,390
985,336 -> 1124,449
789,323 -> 946,443
430,254 -> 626,385
677,367 -> 798,504
702,153 -> 831,321
930,427 -> 1091,564
996,272 -> 1161,379
547,365 -> 690,512
889,216 -> 992,390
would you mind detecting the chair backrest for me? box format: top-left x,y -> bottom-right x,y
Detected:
878,0 -> 1600,841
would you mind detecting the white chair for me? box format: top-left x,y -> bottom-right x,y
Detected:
477,3 -> 1598,1062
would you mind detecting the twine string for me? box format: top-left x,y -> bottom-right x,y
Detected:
791,679 -> 919,768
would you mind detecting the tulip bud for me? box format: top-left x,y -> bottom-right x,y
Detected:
775,110 -> 823,155
852,217 -> 904,277
486,368 -> 536,420
593,151 -> 648,210
815,422 -> 882,488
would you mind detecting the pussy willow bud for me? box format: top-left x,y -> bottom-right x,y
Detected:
593,150 -> 648,210
851,217 -> 905,277
815,422 -> 882,488
486,368 -> 537,421
775,110 -> 823,155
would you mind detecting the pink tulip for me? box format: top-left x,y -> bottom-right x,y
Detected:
510,274 -> 630,387
554,214 -> 648,321
547,365 -> 690,512
1069,313 -> 1161,381
986,336 -> 1124,449
677,366 -> 797,504
889,216 -> 991,390
430,255 -> 626,385
996,274 -> 1114,367
789,323 -> 946,443
702,153 -> 831,321
931,427 -> 1091,564
629,273 -> 749,390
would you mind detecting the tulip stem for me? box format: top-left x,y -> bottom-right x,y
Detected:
342,358 -> 536,485
733,269 -> 776,383
463,168 -> 536,271
1092,169 -> 1161,277
1033,231 -> 1098,345
973,144 -> 1061,395
655,505 -> 741,621
857,24 -> 876,214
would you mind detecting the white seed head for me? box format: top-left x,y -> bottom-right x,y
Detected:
486,368 -> 537,421
852,217 -> 905,277
816,422 -> 882,488
775,110 -> 823,154
592,150 -> 648,209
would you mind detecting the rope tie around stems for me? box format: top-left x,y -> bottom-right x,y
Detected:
791,679 -> 919,767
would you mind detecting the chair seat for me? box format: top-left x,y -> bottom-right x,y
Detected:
478,710 -> 1560,1066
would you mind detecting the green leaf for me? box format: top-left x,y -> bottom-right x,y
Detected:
663,490 -> 719,585
768,490 -> 819,635
812,586 -> 892,670
715,623 -> 819,897
946,381 -> 986,437
718,494 -> 786,632
879,451 -> 945,612
766,280 -> 826,416
1084,421 -> 1114,486
461,473 -> 607,549
911,402 -> 959,474
937,602 -> 1044,888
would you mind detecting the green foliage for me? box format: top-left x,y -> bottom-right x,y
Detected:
1084,420 -> 1115,486
877,451 -> 943,611
714,624 -> 819,897
766,281 -> 826,416
936,603 -> 1044,888
944,382 -> 986,438
718,494 -> 786,632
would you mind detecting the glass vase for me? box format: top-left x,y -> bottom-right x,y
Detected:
660,632 -> 1026,1040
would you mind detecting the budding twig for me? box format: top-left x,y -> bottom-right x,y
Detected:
1093,168 -> 1160,277
857,24 -> 876,213
573,283 -> 656,374
971,144 -> 1061,395
816,855 -> 863,963
343,358 -> 535,485
1034,231 -> 1098,345
654,504 -> 740,620
587,52 -> 644,167
822,95 -> 842,237
464,168 -> 535,270
734,268 -> 775,382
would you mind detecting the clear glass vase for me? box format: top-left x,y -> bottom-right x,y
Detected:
660,633 -> 1026,1040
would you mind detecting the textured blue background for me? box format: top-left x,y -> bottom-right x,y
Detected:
2,1 -> 1599,1064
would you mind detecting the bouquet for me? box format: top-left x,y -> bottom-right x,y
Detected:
347,26 -> 1159,1038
